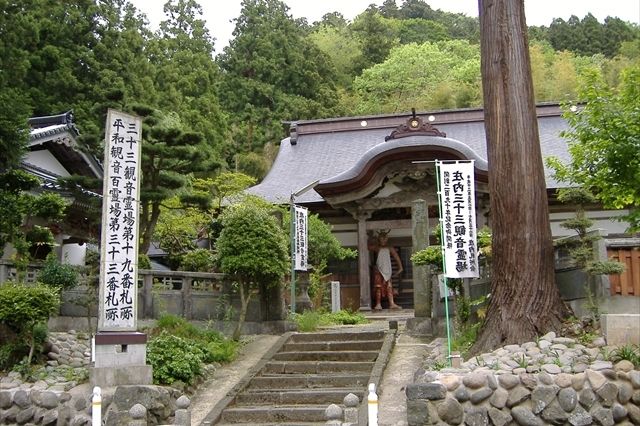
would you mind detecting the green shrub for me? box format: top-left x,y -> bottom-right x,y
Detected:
0,283 -> 60,331
38,256 -> 79,290
197,339 -> 238,363
180,248 -> 215,272
139,253 -> 151,270
293,309 -> 369,332
150,314 -> 238,366
322,310 -> 368,325
293,311 -> 322,332
0,284 -> 58,365
147,331 -> 204,385
153,314 -> 201,339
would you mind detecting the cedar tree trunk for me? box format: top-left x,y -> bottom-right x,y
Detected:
472,0 -> 570,353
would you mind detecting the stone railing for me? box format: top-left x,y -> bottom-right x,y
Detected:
0,261 -> 288,329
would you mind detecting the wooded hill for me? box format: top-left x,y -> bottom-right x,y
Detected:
1,0 -> 638,181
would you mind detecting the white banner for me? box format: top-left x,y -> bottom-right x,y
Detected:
293,205 -> 308,271
98,109 -> 142,331
438,161 -> 479,278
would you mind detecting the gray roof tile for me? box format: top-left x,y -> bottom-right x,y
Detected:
249,113 -> 570,203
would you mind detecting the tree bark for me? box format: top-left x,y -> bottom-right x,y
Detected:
472,0 -> 570,354
233,280 -> 252,341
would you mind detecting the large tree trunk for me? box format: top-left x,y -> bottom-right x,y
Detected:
472,0 -> 570,354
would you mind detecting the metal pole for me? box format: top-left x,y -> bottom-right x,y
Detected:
435,160 -> 453,365
290,195 -> 296,314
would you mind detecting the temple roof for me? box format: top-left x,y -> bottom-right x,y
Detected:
248,104 -> 571,204
27,111 -> 103,180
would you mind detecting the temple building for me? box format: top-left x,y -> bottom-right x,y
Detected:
249,104 -> 638,311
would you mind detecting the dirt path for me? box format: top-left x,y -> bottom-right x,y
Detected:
189,334 -> 281,425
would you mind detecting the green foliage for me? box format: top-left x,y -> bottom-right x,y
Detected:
0,284 -> 60,331
292,310 -> 321,332
217,197 -> 288,339
451,322 -> 481,357
320,310 -> 368,326
217,198 -> 289,285
547,68 -> 640,230
548,14 -> 636,58
218,0 -> 340,152
139,253 -> 151,270
147,331 -> 204,385
37,256 -> 79,290
0,283 -> 59,366
410,246 -> 442,269
610,344 -> 640,367
147,315 -> 238,384
353,40 -> 482,114
180,248 -> 215,272
292,309 -> 368,332
284,210 -> 356,269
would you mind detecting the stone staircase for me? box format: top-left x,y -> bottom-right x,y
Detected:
211,329 -> 393,425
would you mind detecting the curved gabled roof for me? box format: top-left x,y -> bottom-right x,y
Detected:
316,136 -> 488,197
248,105 -> 571,204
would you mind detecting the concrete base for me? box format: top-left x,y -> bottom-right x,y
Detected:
601,314 -> 640,345
90,365 -> 153,388
406,317 -> 438,336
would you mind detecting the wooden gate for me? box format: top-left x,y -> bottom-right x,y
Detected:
608,248 -> 640,296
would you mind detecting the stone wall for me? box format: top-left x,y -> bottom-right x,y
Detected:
0,331 -> 188,425
0,385 -> 184,425
406,333 -> 640,425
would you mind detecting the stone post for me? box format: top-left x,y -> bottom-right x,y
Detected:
182,276 -> 192,320
129,403 -> 147,426
325,403 -> 343,425
295,271 -> 313,313
408,199 -> 433,334
174,395 -> 191,426
142,272 -> 153,318
343,392 -> 360,425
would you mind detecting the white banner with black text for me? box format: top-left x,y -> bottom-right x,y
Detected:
438,161 -> 479,279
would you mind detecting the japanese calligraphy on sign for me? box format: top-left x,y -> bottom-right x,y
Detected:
293,205 -> 308,271
437,161 -> 479,279
98,110 -> 142,331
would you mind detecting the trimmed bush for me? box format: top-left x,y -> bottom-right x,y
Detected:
37,256 -> 79,290
147,331 -> 204,385
0,283 -> 60,331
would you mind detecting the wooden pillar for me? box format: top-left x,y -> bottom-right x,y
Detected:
357,213 -> 372,311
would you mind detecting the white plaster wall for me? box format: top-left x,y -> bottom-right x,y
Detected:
550,210 -> 630,237
24,150 -> 70,177
61,243 -> 86,265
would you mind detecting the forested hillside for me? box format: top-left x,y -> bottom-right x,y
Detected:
1,0 -> 638,182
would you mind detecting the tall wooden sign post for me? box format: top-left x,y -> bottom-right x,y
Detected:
90,109 -> 152,388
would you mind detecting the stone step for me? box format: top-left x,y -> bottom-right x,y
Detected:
263,360 -> 375,374
272,350 -> 379,362
220,405 -> 328,423
235,388 -> 364,405
248,373 -> 371,389
288,331 -> 384,343
281,339 -> 384,352
216,422 -> 324,426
